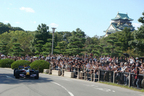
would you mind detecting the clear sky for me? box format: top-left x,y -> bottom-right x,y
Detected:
0,0 -> 143,37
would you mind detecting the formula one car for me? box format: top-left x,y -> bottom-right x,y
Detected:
14,66 -> 39,79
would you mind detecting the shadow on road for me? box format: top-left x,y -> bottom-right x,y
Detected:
0,73 -> 53,84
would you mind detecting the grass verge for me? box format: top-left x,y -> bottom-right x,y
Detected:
99,81 -> 144,92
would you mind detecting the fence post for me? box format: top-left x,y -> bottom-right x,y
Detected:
84,71 -> 86,80
98,69 -> 100,82
93,70 -> 95,82
49,65 -> 52,74
77,70 -> 80,79
113,71 -> 115,83
62,68 -> 64,76
91,70 -> 93,82
49,64 -> 51,74
128,72 -> 131,87
48,69 -> 49,74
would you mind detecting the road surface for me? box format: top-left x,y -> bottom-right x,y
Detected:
0,68 -> 143,96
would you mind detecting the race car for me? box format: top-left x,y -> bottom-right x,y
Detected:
14,66 -> 39,79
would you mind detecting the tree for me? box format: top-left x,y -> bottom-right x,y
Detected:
35,23 -> 50,43
42,39 -> 52,55
10,43 -> 23,56
0,41 -> 8,55
34,23 -> 52,55
55,41 -> 67,55
66,28 -> 86,56
92,45 -> 103,56
138,12 -> 144,24
129,12 -> 144,56
0,22 -> 24,34
35,40 -> 44,54
0,30 -> 35,55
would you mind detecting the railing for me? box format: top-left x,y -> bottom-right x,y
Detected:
47,68 -> 144,89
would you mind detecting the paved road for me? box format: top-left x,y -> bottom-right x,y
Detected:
0,68 -> 144,96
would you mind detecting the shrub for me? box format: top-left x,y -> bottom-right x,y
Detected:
11,60 -> 31,69
30,60 -> 50,72
0,59 -> 14,68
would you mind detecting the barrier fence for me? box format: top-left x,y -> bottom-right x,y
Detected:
45,67 -> 144,89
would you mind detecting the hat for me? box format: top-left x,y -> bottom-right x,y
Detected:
136,57 -> 138,59
33,56 -> 37,58
124,62 -> 127,65
1,54 -> 5,57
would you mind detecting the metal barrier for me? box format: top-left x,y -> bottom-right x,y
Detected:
99,70 -> 144,88
48,68 -> 144,89
73,69 -> 99,82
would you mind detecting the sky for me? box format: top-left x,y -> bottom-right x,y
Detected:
0,0 -> 144,37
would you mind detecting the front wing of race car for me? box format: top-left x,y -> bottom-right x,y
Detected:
14,69 -> 39,79
19,72 -> 37,78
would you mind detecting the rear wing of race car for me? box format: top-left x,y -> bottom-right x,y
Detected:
18,66 -> 24,69
18,66 -> 30,69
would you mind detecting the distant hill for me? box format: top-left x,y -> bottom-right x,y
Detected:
0,22 -> 24,34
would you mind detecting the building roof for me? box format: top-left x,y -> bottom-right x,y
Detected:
111,13 -> 133,21
105,22 -> 134,34
104,12 -> 135,37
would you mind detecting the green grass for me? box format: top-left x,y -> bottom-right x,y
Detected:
99,81 -> 144,92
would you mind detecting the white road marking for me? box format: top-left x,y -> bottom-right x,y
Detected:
46,74 -> 116,93
105,89 -> 111,92
82,83 -> 116,93
83,84 -> 98,87
6,76 -> 13,78
112,90 -> 115,92
96,88 -> 104,91
93,87 -> 115,93
52,82 -> 74,96
6,75 -> 16,80
62,78 -> 72,81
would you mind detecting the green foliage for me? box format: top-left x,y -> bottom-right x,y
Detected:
0,59 -> 14,68
129,25 -> 144,56
11,60 -> 31,69
128,12 -> 144,56
138,12 -> 144,24
55,41 -> 67,55
10,43 -> 24,56
66,28 -> 86,56
42,39 -> 52,55
0,22 -> 24,34
35,40 -> 44,54
30,60 -> 50,72
35,23 -> 51,43
33,23 -> 52,55
0,31 -> 35,55
0,11 -> 144,57
0,41 -> 8,55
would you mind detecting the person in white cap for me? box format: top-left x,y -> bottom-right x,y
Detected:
1,54 -> 5,59
136,57 -> 139,62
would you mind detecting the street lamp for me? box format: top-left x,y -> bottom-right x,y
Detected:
51,27 -> 56,55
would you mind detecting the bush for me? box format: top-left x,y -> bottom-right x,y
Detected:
30,60 -> 50,72
11,60 -> 31,69
0,59 -> 14,68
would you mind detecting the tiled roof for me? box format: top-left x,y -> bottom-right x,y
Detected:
111,13 -> 133,21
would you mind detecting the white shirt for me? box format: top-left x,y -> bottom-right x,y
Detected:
130,59 -> 134,64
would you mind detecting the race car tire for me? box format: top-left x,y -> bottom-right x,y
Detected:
14,68 -> 18,76
15,71 -> 20,79
35,71 -> 39,79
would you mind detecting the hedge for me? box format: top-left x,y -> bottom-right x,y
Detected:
0,59 -> 14,68
30,60 -> 50,72
11,60 -> 31,69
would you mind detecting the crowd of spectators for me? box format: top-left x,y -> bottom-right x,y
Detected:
0,53 -> 144,88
